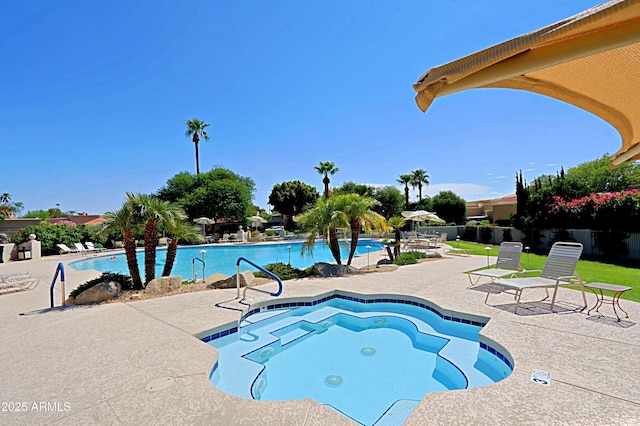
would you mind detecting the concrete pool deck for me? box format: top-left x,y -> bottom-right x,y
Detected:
1,249 -> 639,425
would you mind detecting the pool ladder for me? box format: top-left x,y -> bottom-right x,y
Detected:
235,257 -> 283,335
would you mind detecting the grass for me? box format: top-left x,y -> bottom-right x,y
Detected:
453,241 -> 640,302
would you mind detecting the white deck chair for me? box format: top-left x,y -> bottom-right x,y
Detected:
84,242 -> 101,253
490,242 -> 586,314
468,242 -> 523,287
0,273 -> 40,292
57,243 -> 78,255
74,243 -> 88,256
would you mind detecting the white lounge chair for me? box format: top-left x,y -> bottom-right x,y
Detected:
490,242 -> 587,314
0,273 -> 40,292
84,242 -> 102,253
57,243 -> 78,255
468,242 -> 523,288
74,243 -> 88,256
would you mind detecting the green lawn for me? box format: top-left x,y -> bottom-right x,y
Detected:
452,241 -> 640,302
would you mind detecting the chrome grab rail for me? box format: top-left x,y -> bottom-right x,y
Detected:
235,257 -> 283,299
50,262 -> 65,308
192,257 -> 205,282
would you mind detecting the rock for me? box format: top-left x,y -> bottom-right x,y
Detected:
377,258 -> 393,265
146,276 -> 182,295
208,270 -> 254,289
312,262 -> 361,277
204,273 -> 228,286
74,281 -> 121,305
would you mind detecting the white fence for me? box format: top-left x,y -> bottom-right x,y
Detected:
417,225 -> 640,260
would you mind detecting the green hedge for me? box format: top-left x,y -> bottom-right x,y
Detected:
254,262 -> 312,280
12,223 -> 109,256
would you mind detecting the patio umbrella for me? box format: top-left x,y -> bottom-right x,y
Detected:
193,217 -> 215,235
402,210 -> 445,232
247,215 -> 267,230
412,0 -> 640,167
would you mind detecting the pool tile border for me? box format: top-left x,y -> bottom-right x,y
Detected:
201,292 -> 512,370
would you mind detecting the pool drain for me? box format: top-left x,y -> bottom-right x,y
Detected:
324,374 -> 343,387
374,318 -> 387,326
360,346 -> 377,356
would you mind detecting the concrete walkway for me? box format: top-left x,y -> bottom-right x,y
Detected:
1,250 -> 639,425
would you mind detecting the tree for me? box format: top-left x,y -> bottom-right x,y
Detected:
100,203 -> 143,289
162,218 -> 204,277
157,167 -> 255,223
268,181 -> 319,228
397,174 -> 413,209
184,118 -> 211,175
432,191 -> 466,223
314,161 -> 339,199
333,194 -> 388,265
334,181 -> 374,196
387,216 -> 406,259
0,193 -> 23,220
295,197 -> 347,265
372,186 -> 404,219
410,169 -> 430,201
564,154 -> 640,197
128,193 -> 182,285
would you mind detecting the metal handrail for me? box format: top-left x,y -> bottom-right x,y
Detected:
236,257 -> 283,299
192,257 -> 205,282
50,262 -> 65,309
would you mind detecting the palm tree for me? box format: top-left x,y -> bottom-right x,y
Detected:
314,161 -> 340,199
128,193 -> 182,286
397,174 -> 413,209
184,118 -> 211,175
295,197 -> 347,265
387,216 -> 406,259
100,203 -> 143,289
162,218 -> 204,277
334,194 -> 388,265
410,169 -> 430,201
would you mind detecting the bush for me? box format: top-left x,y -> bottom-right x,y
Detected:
502,228 -> 513,242
265,230 -> 276,236
254,262 -> 312,280
69,272 -> 133,299
462,226 -> 477,241
479,226 -> 492,244
393,251 -> 427,265
11,223 -> 108,256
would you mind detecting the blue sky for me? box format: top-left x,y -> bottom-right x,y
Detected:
2,0 -> 618,215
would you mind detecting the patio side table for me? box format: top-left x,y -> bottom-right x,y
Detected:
584,282 -> 631,322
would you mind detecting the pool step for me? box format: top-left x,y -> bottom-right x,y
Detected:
277,327 -> 313,346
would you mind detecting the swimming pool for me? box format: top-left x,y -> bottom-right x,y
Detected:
204,293 -> 512,426
69,240 -> 384,278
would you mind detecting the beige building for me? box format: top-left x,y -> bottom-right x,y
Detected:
466,194 -> 516,224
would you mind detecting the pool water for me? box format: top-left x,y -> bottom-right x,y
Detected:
69,240 -> 384,278
206,295 -> 512,426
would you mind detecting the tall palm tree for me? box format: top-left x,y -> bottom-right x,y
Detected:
128,193 -> 182,286
162,218 -> 204,277
314,161 -> 340,199
410,169 -> 430,201
100,203 -> 143,289
334,194 -> 389,265
295,197 -> 347,265
184,118 -> 211,175
397,174 -> 413,209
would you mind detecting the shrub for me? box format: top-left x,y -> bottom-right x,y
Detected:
502,228 -> 513,242
393,251 -> 427,265
479,226 -> 492,244
462,226 -> 477,241
69,272 -> 133,299
265,230 -> 276,236
254,262 -> 312,280
11,223 -> 108,256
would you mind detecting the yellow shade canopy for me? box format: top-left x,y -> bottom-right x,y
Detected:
413,0 -> 640,167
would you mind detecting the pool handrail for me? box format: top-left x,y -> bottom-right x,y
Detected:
236,257 -> 283,298
50,262 -> 66,309
192,256 -> 205,282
